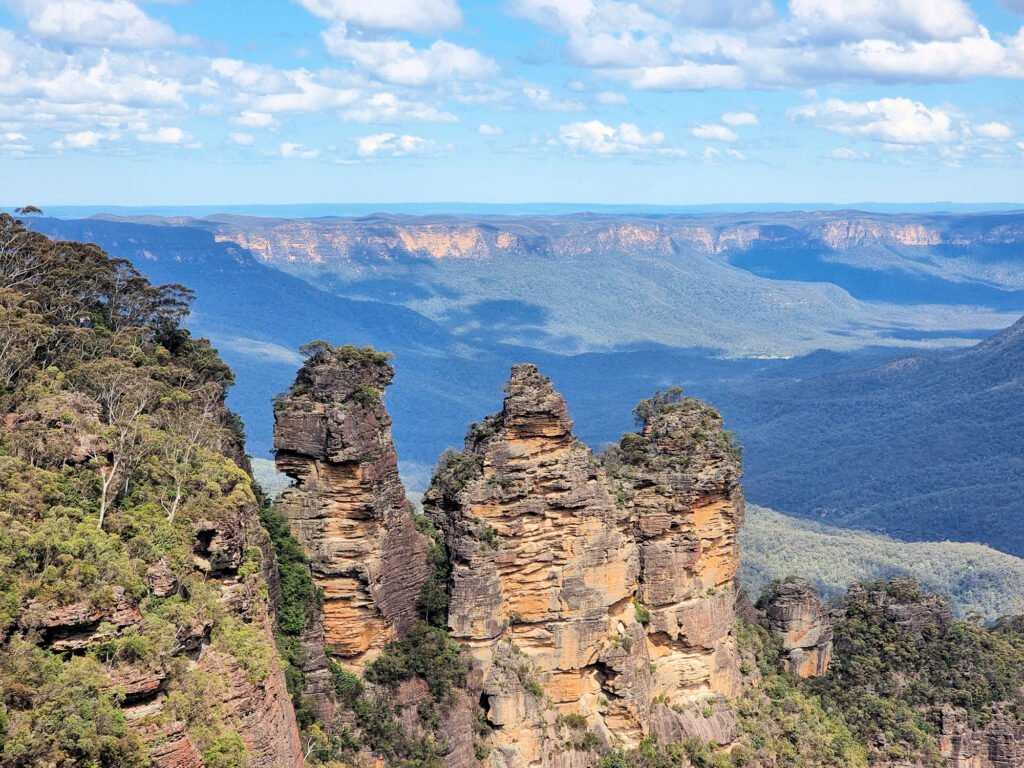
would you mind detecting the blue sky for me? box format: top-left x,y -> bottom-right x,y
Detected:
1,0 -> 1023,205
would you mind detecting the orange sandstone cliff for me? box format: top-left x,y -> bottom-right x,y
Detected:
422,365 -> 746,765
272,354 -> 748,766
273,345 -> 432,671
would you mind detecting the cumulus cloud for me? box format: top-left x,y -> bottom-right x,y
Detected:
478,123 -> 503,135
280,142 -> 320,159
232,110 -> 278,127
297,0 -> 462,33
355,132 -> 443,157
972,121 -> 1014,139
692,123 -> 739,141
341,92 -> 457,123
228,132 -> 254,145
3,0 -> 196,48
635,0 -> 776,29
789,97 -> 955,144
508,0 -> 1024,90
789,0 -> 979,42
558,119 -> 683,155
321,33 -> 497,86
594,91 -> 629,104
252,73 -> 358,115
137,126 -> 191,144
721,111 -> 759,126
61,130 -> 105,148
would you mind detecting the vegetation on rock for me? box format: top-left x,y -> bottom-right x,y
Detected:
741,505 -> 1024,619
0,212 -> 284,766
808,577 -> 1024,766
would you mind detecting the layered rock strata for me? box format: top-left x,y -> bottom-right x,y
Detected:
273,346 -> 432,669
761,577 -> 833,678
423,365 -> 745,766
940,707 -> 1024,768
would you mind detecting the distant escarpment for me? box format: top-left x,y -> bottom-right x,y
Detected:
208,211 -> 1024,264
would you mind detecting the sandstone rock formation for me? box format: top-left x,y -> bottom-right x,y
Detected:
273,344 -> 432,670
940,707 -> 1024,768
423,366 -> 745,766
760,577 -> 833,677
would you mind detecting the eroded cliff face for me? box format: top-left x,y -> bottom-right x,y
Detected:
940,707 -> 1024,768
760,577 -> 833,678
273,346 -> 432,669
209,212 -> 1024,268
423,365 -> 745,767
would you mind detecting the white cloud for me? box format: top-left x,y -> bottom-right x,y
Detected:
321,32 -> 497,86
232,110 -> 278,127
702,146 -> 721,164
228,132 -> 254,145
692,123 -> 739,141
319,30 -> 495,86
558,119 -> 670,154
3,132 -> 27,141
63,130 -> 104,148
789,0 -> 979,42
355,132 -> 443,157
972,121 -> 1014,139
830,146 -> 870,160
253,72 -> 359,115
1017,141 -> 1024,152
280,142 -> 320,159
594,90 -> 628,104
3,0 -> 195,49
211,58 -> 293,95
524,86 -> 585,112
627,63 -> 746,91
721,111 -> 759,126
137,125 -> 191,144
341,92 -> 457,123
836,32 -> 1016,83
478,123 -> 503,135
297,0 -> 462,33
636,0 -> 776,28
789,97 -> 955,144
509,0 -> 1024,90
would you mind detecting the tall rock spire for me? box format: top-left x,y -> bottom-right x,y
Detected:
424,367 -> 746,766
273,343 -> 431,668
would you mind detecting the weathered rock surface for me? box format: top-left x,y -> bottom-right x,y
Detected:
273,346 -> 432,669
761,577 -> 833,677
424,365 -> 745,767
940,707 -> 1024,768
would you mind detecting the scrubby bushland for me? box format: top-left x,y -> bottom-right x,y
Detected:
0,211 -> 277,765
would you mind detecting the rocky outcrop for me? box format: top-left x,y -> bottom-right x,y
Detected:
760,577 -> 833,677
940,707 -> 1024,768
423,366 -> 745,767
273,345 -> 432,669
842,579 -> 955,637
